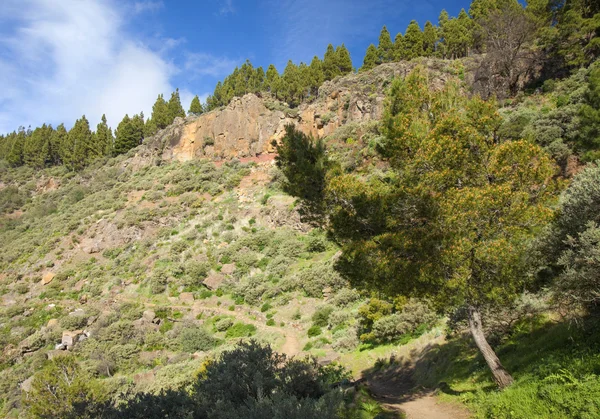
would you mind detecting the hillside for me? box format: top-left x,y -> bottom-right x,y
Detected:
1,49 -> 600,419
0,60 -> 468,418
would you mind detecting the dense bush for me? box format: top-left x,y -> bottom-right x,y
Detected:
225,322 -> 257,338
179,326 -> 217,352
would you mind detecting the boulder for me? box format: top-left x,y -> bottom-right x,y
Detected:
221,263 -> 236,275
142,310 -> 156,322
203,273 -> 225,290
62,330 -> 83,348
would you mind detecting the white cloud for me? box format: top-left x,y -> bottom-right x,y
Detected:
0,0 -> 175,132
219,0 -> 236,15
133,1 -> 164,14
183,52 -> 238,78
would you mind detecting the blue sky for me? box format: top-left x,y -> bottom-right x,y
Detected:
0,0 -> 472,134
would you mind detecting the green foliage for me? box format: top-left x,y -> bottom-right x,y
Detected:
274,124 -> 330,225
225,322 -> 257,338
24,355 -> 106,418
179,326 -> 217,352
307,325 -> 322,337
361,44 -> 379,72
312,305 -> 334,327
114,113 -> 144,155
188,95 -> 204,116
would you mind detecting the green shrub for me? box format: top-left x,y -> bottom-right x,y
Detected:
260,302 -> 272,312
179,326 -> 217,352
266,319 -> 276,326
214,318 -> 234,332
307,325 -> 322,337
312,306 -> 334,327
225,323 -> 257,338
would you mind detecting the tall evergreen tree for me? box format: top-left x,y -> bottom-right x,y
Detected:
403,20 -> 425,59
167,89 -> 186,122
6,128 -> 25,167
323,44 -> 341,80
437,10 -> 450,58
423,21 -> 438,56
335,44 -> 354,74
377,26 -> 394,62
151,94 -> 170,130
393,33 -> 406,61
63,116 -> 93,171
308,56 -> 325,96
50,124 -> 67,166
361,44 -> 380,71
188,95 -> 204,116
265,64 -> 281,98
114,114 -> 144,155
95,114 -> 113,157
24,124 -> 53,168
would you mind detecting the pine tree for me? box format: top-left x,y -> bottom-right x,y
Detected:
24,124 -> 53,168
50,124 -> 67,166
423,21 -> 438,56
6,128 -> 25,167
308,56 -> 325,96
151,94 -> 170,130
361,44 -> 380,71
323,44 -> 341,81
378,26 -> 394,63
167,89 -> 186,122
404,20 -> 425,59
265,64 -> 281,98
281,60 -> 301,106
393,33 -> 406,61
189,95 -> 204,116
114,114 -> 144,155
63,116 -> 93,171
336,44 -> 354,74
438,10 -> 450,58
95,114 -> 113,157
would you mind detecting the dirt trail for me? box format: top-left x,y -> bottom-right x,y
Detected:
367,372 -> 471,419
115,296 -> 301,357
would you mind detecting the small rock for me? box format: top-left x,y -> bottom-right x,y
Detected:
142,310 -> 156,322
62,330 -> 83,348
41,272 -> 55,286
21,376 -> 34,393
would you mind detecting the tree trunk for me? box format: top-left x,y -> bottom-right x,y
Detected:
467,305 -> 514,389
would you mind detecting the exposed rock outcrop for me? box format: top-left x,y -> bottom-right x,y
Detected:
130,59 -> 468,168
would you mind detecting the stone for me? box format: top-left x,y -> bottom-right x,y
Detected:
220,263 -> 236,275
203,273 -> 225,290
142,310 -> 156,322
62,330 -> 83,348
41,272 -> 55,286
21,376 -> 34,393
179,292 -> 195,303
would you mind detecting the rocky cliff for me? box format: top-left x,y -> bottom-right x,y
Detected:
131,58 -> 473,167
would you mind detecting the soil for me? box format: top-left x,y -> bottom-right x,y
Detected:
366,370 -> 471,419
